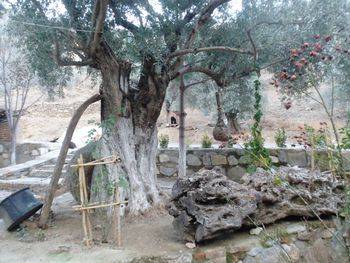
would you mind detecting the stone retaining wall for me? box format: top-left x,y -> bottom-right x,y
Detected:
156,147 -> 350,180
0,142 -> 54,168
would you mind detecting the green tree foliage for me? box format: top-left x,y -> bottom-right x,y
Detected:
174,0 -> 350,127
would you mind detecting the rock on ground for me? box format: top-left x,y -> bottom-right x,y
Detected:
168,167 -> 344,242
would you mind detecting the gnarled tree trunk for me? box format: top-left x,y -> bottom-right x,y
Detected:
91,44 -> 167,215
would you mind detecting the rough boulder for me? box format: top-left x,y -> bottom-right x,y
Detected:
168,167 -> 344,242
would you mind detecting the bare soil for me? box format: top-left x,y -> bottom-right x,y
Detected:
0,192 -> 190,263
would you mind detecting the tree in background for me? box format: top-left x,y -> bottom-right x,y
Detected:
184,0 -> 350,135
0,32 -> 33,165
275,32 -> 350,173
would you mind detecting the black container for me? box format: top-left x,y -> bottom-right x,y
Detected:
0,187 -> 43,231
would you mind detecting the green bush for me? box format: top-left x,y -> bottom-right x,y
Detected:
275,128 -> 287,148
340,127 -> 350,149
201,133 -> 213,148
159,134 -> 169,148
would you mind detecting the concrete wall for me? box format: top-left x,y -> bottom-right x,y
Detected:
156,147 -> 350,180
0,142 -> 53,167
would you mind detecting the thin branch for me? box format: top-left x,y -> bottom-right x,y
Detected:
246,28 -> 257,63
178,66 -> 224,86
300,90 -> 323,105
54,32 -> 94,67
58,29 -> 86,52
260,58 -> 288,70
184,78 -> 210,90
168,46 -> 254,60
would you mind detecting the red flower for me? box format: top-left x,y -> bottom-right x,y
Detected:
291,49 -> 298,55
315,43 -> 321,51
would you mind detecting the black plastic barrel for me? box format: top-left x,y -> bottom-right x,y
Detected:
0,187 -> 43,231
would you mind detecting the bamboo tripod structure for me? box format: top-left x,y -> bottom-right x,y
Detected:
72,154 -> 125,247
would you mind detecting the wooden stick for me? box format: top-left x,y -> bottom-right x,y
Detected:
71,155 -> 121,167
73,201 -> 128,211
116,187 -> 122,247
87,155 -> 120,163
71,159 -> 119,167
81,159 -> 93,243
72,200 -> 119,208
78,155 -> 89,246
78,155 -> 94,246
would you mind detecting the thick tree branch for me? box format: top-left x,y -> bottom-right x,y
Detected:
90,0 -> 108,55
183,0 -> 229,50
178,66 -> 224,86
110,0 -> 140,34
168,0 -> 229,76
39,94 -> 102,228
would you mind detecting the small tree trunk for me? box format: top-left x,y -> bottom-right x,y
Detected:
178,75 -> 186,178
213,88 -> 230,142
38,94 -> 101,228
9,129 -> 16,165
225,112 -> 241,134
215,89 -> 225,127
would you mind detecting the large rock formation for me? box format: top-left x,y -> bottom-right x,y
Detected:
241,167 -> 344,225
168,167 -> 344,242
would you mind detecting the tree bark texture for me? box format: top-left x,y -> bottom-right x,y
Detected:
225,112 -> 241,134
39,94 -> 101,228
213,89 -> 230,141
10,130 -> 16,165
91,43 -> 168,215
178,75 -> 186,178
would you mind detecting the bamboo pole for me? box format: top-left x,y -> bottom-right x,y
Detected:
73,153 -> 124,246
78,155 -> 90,246
71,155 -> 120,168
114,185 -> 122,247
81,162 -> 93,242
78,154 -> 93,246
73,201 -> 128,211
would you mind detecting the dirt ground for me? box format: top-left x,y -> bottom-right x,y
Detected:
0,191 -> 191,263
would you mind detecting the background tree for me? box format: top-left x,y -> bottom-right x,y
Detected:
184,0 -> 350,134
0,30 -> 33,165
